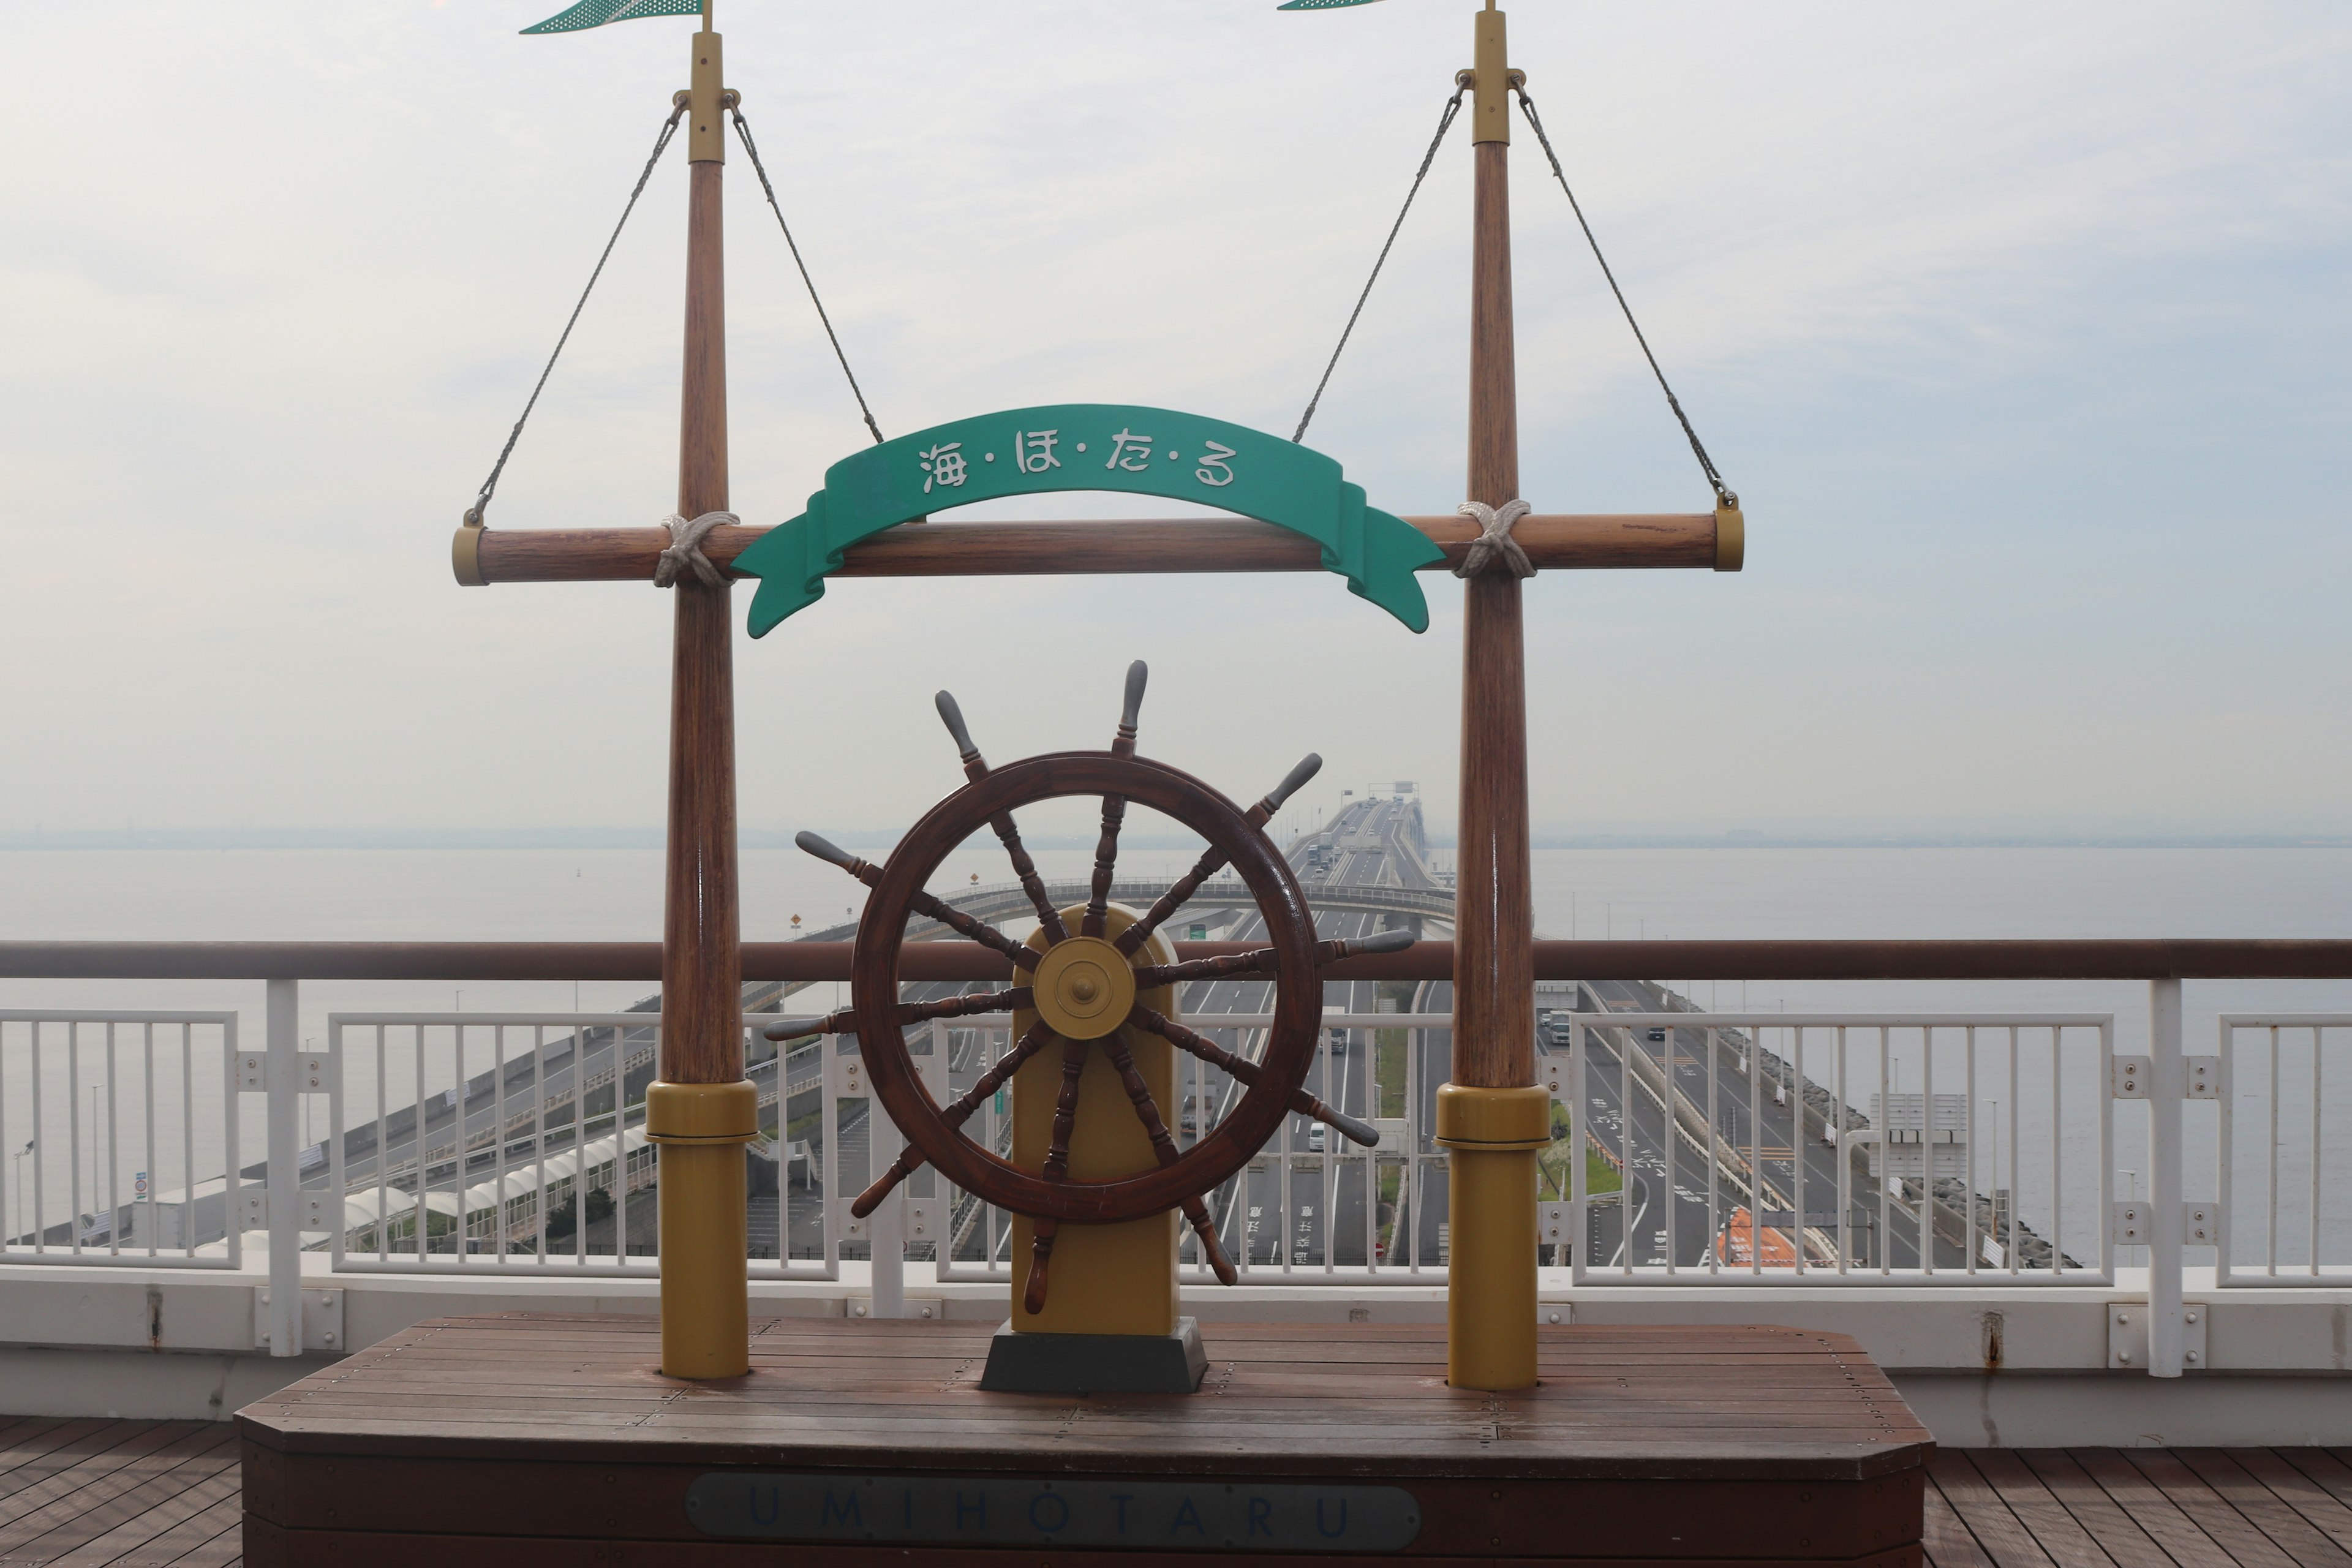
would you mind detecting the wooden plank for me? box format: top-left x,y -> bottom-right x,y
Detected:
238,1314 -> 1931,1483
1930,1452 -> 2060,1568
1964,1451 -> 2122,1568
2277,1453 -> 2352,1514
1926,1472 -> 2000,1568
251,1384 -> 1913,1425
0,1417 -> 67,1458
2111,1450 -> 2300,1568
4,1429 -> 241,1564
2226,1453 -> 2352,1555
145,1507 -> 245,1568
254,1525 -> 1929,1568
0,1420 -> 137,1487
0,1423 -> 194,1523
50,1467 -> 243,1568
2169,1452 -> 2352,1568
96,1493 -> 244,1568
2070,1450 -> 2271,1568
2016,1449 -> 2209,1568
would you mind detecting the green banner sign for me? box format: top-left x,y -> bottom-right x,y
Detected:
733,405 -> 1444,637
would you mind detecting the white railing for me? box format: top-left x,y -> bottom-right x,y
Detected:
0,1011 -> 244,1268
325,1012 -> 839,1280
8,984 -> 2346,1379
1565,1014 -> 2115,1285
2215,1016 -> 2351,1286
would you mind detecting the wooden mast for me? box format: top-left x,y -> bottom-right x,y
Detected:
1436,0 -> 1546,1392
644,7 -> 756,1381
669,141 -> 738,1089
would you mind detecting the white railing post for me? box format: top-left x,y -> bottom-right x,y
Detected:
2146,979 -> 2184,1376
265,978 -> 303,1355
865,1030 -> 911,1320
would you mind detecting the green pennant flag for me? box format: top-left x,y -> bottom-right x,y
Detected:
521,0 -> 702,36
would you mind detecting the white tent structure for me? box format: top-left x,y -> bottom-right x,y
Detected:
336,1125 -> 655,1254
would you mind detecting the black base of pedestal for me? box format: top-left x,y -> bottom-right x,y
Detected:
976,1316 -> 1208,1394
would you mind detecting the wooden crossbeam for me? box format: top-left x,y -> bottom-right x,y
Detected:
465,511 -> 1732,585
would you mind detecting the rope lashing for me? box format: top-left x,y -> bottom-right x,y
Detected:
1292,86 -> 1467,445
463,100 -> 687,529
655,511 -> 735,589
1453,499 -> 1535,579
1513,86 -> 1736,511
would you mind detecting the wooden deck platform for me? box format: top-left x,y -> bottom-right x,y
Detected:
233,1313 -> 1932,1565
7,1394 -> 2351,1566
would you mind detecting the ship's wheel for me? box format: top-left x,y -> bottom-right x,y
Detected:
773,663 -> 1394,1310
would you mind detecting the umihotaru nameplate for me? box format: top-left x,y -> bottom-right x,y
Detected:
686,1471 -> 1422,1553
731,404 -> 1445,635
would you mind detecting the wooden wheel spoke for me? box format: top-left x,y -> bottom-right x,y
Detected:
1133,930 -> 1413,992
1111,753 -> 1320,957
946,1020 -> 1056,1129
907,887 -> 1041,971
1110,660 -> 1147,760
993,811 -> 1071,945
1023,1218 -> 1059,1314
766,986 -> 1031,1044
1042,1035 -> 1089,1182
1101,1035 -> 1180,1168
1082,793 -> 1127,937
1182,1196 -> 1238,1286
799,829 -> 1038,971
919,985 -> 1031,1022
1130,1005 -> 1251,1079
1131,946 -> 1278,990
1130,1006 -> 1380,1149
850,1020 -> 1053,1218
933,691 -> 1067,943
1114,843 -> 1229,957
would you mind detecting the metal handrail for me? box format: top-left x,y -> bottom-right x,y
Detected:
4,938 -> 2349,981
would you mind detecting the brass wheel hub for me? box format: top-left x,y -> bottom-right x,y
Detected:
1030,934 -> 1137,1040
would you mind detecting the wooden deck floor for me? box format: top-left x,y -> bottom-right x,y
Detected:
1926,1449 -> 2352,1568
0,1417 -> 243,1568
10,1410 -> 2352,1567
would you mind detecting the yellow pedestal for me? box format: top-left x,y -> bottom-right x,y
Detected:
1009,904 -> 1181,1336
1436,1082 -> 1549,1390
646,1079 -> 757,1379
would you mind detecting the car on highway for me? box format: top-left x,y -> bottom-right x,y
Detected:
1646,1027 -> 1668,1042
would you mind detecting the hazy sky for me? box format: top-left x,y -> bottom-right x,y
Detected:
2,2 -> 2346,840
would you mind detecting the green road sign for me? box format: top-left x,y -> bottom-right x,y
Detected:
733,404 -> 1444,637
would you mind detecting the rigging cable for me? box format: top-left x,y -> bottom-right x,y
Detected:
465,100 -> 687,527
1515,88 -> 1734,507
1292,86 -> 1466,445
731,102 -> 886,445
